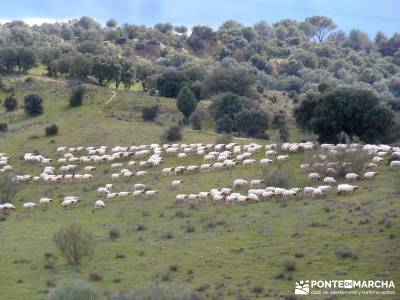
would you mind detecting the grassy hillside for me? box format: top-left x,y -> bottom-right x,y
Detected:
0,77 -> 399,300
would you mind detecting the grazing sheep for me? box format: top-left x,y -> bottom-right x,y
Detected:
318,185 -> 332,195
312,188 -> 323,198
176,194 -> 187,203
363,171 -> 378,180
308,173 -> 321,181
171,180 -> 183,189
132,190 -> 143,199
247,193 -> 259,203
233,179 -> 248,190
243,159 -> 256,167
145,190 -> 158,199
136,171 -> 147,177
337,184 -> 359,195
118,191 -> 130,197
23,202 -> 37,210
276,155 -> 289,162
390,161 -> 400,168
134,183 -> 146,191
345,173 -> 360,181
260,158 -> 273,167
98,187 -> 110,195
106,193 -> 118,200
303,187 -> 315,197
39,197 -> 53,207
323,177 -> 336,185
198,192 -> 210,201
250,179 -> 264,188
95,200 -> 105,208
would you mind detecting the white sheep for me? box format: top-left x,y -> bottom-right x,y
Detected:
345,173 -> 360,181
171,180 -> 183,189
390,161 -> 400,168
23,202 -> 37,210
308,173 -> 321,181
337,184 -> 359,195
323,177 -> 336,185
176,194 -> 187,203
95,200 -> 105,208
39,198 -> 53,207
363,171 -> 378,180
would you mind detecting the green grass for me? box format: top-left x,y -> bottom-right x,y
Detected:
0,76 -> 399,299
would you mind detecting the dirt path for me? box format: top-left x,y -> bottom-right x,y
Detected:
185,128 -> 265,142
103,90 -> 117,105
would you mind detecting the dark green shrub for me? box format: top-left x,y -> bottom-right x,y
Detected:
190,114 -> 202,130
3,95 -> 18,111
142,105 -> 159,121
24,94 -> 43,116
69,85 -> 85,107
162,126 -> 182,142
45,124 -> 59,136
0,123 -> 7,132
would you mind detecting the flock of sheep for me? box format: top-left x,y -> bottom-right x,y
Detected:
1,141 -> 400,213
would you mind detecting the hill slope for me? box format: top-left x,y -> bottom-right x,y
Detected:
0,77 -> 399,300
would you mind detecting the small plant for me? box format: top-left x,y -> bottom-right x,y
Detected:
45,124 -> 59,136
0,123 -> 7,132
136,224 -> 146,231
0,173 -> 19,204
53,224 -> 95,265
169,265 -> 178,272
89,272 -> 102,282
44,252 -> 57,269
161,231 -> 174,239
335,246 -> 355,259
109,228 -> 120,241
162,126 -> 182,142
160,271 -> 172,282
263,168 -> 290,188
283,256 -> 296,271
215,134 -> 233,145
142,105 -> 159,121
47,280 -> 98,300
69,85 -> 85,107
3,95 -> 18,112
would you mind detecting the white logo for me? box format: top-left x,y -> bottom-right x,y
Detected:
295,280 -> 310,295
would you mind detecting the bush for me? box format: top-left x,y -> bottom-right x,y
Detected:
48,280 -> 98,300
89,272 -> 102,282
0,173 -> 19,203
215,134 -> 233,145
53,224 -> 95,265
283,256 -> 296,271
108,281 -> 204,300
109,228 -> 121,241
0,123 -> 7,132
263,169 -> 290,188
142,105 -> 159,121
3,95 -> 18,111
24,94 -> 43,116
45,124 -> 59,136
162,126 -> 182,142
69,85 -> 85,107
235,109 -> 269,138
190,114 -> 202,130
